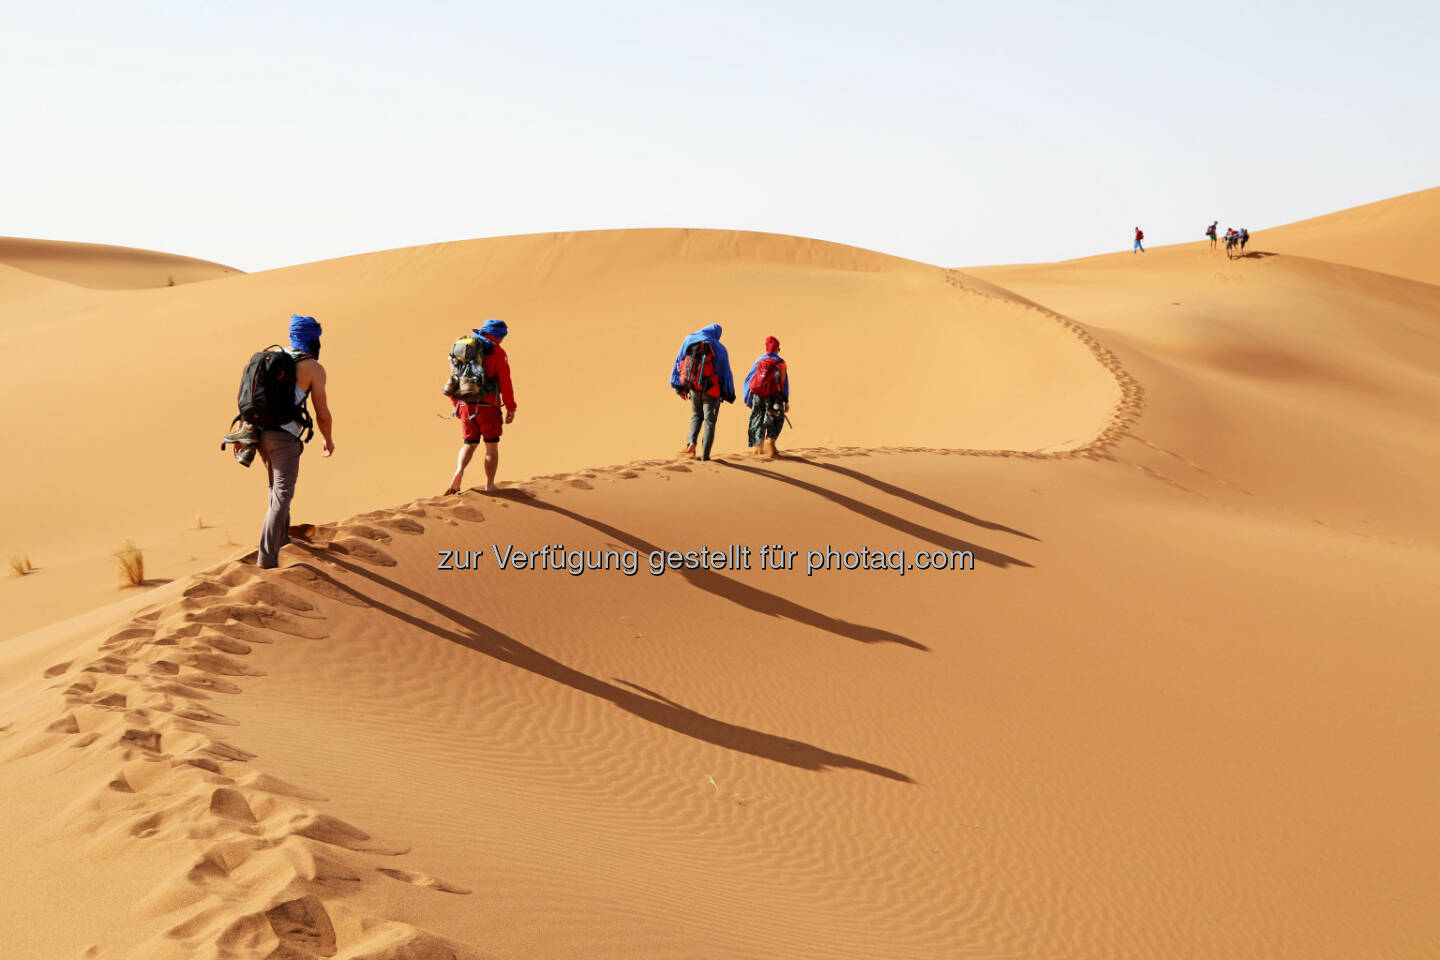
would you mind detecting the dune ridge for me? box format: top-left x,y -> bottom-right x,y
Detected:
0,236 -> 242,289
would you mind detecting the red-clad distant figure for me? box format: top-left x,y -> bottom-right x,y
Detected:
1133,227 -> 1145,253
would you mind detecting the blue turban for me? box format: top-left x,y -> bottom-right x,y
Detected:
476,318 -> 508,342
289,314 -> 322,354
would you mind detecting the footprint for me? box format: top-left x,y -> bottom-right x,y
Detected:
131,812 -> 165,838
182,581 -> 228,600
277,565 -> 368,607
185,676 -> 244,695
209,787 -> 258,823
380,516 -> 425,535
204,741 -> 257,763
83,656 -> 130,675
178,705 -> 239,726
188,653 -> 265,677
297,814 -> 407,855
101,627 -> 154,647
198,634 -> 252,656
237,581 -> 320,616
446,505 -> 486,523
245,773 -> 329,801
377,867 -> 472,895
43,661 -> 72,678
265,896 -> 337,957
46,714 -> 80,734
327,538 -> 398,567
336,523 -> 393,543
120,728 -> 162,753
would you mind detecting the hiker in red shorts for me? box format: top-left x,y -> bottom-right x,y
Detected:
446,319 -> 516,493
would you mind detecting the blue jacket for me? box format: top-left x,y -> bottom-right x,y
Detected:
742,352 -> 789,406
669,323 -> 735,402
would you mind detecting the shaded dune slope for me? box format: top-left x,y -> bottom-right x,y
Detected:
0,236 -> 242,289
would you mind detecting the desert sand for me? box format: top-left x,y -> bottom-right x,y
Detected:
1,189 -> 1437,959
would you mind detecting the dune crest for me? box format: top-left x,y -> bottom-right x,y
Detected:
0,237 -> 241,290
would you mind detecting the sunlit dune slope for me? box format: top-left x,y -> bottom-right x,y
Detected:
0,228 -> 1121,638
1246,185 -> 1440,285
0,236 -> 242,289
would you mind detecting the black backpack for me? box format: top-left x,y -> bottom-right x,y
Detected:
234,346 -> 313,439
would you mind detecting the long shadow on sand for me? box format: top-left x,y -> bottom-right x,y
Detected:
509,494 -> 927,650
718,462 -> 1032,569
292,553 -> 913,783
788,457 -> 1039,541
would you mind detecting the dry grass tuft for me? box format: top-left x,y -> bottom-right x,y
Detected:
9,554 -> 32,577
113,541 -> 144,586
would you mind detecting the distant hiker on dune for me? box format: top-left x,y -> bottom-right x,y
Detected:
1206,221 -> 1218,250
1225,228 -> 1239,258
443,319 -> 516,494
1133,227 -> 1145,253
743,336 -> 790,458
670,323 -> 735,461
1240,227 -> 1250,253
230,315 -> 334,569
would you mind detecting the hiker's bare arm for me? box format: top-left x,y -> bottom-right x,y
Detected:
302,362 -> 335,456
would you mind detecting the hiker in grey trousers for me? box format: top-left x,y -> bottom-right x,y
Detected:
257,314 -> 335,569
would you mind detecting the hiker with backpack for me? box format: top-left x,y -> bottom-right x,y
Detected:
1240,227 -> 1250,253
743,336 -> 789,458
669,323 -> 735,461
443,318 -> 516,494
1133,227 -> 1145,253
1206,221 -> 1218,250
224,314 -> 334,570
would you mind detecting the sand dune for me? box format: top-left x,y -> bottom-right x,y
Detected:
1,191 -> 1438,958
1257,185 -> 1440,285
0,237 -> 241,289
0,228 -> 1119,640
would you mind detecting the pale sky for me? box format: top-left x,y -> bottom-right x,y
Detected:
4,0 -> 1436,272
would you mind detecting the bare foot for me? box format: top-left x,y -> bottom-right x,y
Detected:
446,472 -> 464,495
484,483 -> 501,492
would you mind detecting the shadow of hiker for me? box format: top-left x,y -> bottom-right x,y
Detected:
288,555 -> 914,783
1237,250 -> 1277,260
717,462 -> 1032,570
507,494 -> 928,651
789,457 -> 1039,541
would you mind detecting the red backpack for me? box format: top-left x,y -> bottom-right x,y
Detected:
750,356 -> 787,399
679,340 -> 717,395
